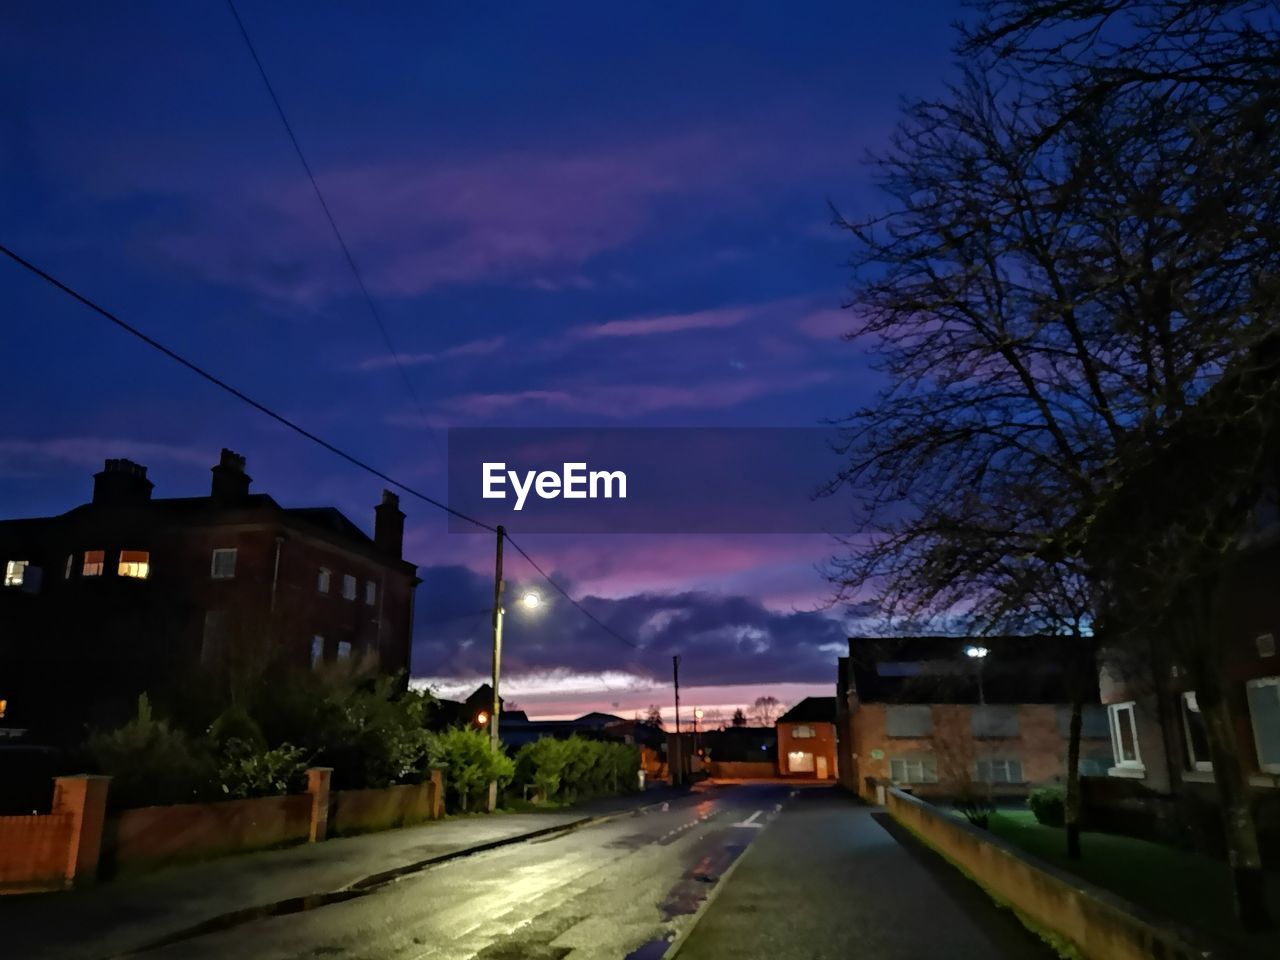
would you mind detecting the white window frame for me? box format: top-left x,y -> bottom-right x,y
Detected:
342,574 -> 357,600
337,640 -> 353,661
1246,677 -> 1280,774
311,635 -> 325,669
1180,691 -> 1213,772
317,568 -> 331,594
64,554 -> 74,579
792,724 -> 815,739
976,757 -> 1025,784
3,560 -> 28,587
210,548 -> 237,580
117,550 -> 150,580
365,580 -> 377,606
83,550 -> 105,577
889,756 -> 938,784
1107,701 -> 1143,770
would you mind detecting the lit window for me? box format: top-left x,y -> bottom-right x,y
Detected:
1246,677 -> 1280,774
976,757 -> 1024,783
311,635 -> 325,668
365,581 -> 377,606
337,640 -> 352,661
83,551 -> 105,577
342,574 -> 356,600
889,756 -> 938,784
64,554 -> 73,579
317,568 -> 330,593
1180,692 -> 1212,771
210,548 -> 237,579
118,550 -> 150,580
3,560 -> 28,587
787,750 -> 815,773
792,724 -> 815,739
0,698 -> 6,718
1107,701 -> 1142,769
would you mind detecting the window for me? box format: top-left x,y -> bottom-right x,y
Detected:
311,635 -> 325,669
337,640 -> 352,661
792,724 -> 815,739
64,554 -> 74,579
787,751 -> 815,773
885,704 -> 933,737
3,560 -> 28,587
976,757 -> 1024,784
342,574 -> 357,600
1246,677 -> 1280,774
317,568 -> 331,593
210,548 -> 237,579
82,550 -> 105,577
1180,691 -> 1212,771
1056,705 -> 1110,739
1078,754 -> 1113,777
972,705 -> 1020,738
365,581 -> 377,606
889,756 -> 938,784
117,550 -> 150,580
1108,701 -> 1143,769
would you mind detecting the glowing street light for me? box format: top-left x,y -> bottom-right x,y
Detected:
964,645 -> 989,659
475,710 -> 489,727
964,645 -> 989,705
521,590 -> 541,610
693,708 -> 704,721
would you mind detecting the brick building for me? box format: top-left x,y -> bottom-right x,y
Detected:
0,450 -> 419,741
837,636 -> 1108,801
776,697 -> 838,779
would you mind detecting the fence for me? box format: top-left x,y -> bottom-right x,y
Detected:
0,768 -> 444,894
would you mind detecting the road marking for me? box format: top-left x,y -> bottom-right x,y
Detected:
732,809 -> 764,829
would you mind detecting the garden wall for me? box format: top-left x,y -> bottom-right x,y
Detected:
886,787 -> 1220,960
331,776 -> 442,836
708,761 -> 776,779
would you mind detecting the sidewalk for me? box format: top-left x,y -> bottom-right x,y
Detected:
0,786 -> 683,960
676,787 -> 1056,960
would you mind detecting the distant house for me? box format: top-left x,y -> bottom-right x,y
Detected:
777,697 -> 838,779
837,636 -> 1108,801
0,450 -> 418,741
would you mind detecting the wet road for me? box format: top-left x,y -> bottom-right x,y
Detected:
138,782 -> 789,960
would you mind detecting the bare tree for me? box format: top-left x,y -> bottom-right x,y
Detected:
749,696 -> 783,727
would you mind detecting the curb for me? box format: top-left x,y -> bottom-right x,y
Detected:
122,793 -> 684,957
659,796 -> 789,960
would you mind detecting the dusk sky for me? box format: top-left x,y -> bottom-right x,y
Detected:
1,1 -> 970,719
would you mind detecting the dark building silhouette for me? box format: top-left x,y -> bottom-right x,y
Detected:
0,450 -> 419,742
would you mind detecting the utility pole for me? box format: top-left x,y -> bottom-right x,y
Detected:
488,525 -> 505,812
672,655 -> 682,786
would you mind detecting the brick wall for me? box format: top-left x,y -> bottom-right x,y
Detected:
0,814 -> 74,893
777,721 -> 838,778
708,760 -> 777,779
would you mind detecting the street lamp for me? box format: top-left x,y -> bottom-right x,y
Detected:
965,645 -> 989,705
521,590 -> 541,609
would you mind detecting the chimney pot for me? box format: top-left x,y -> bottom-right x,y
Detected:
210,448 -> 252,501
374,489 -> 405,559
92,458 -> 153,505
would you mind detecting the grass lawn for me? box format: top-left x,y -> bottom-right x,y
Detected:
980,809 -> 1280,958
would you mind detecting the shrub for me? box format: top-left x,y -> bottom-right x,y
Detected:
85,694 -> 217,809
216,739 -> 309,799
428,727 -> 515,812
954,795 -> 995,829
1028,786 -> 1067,827
513,736 -> 640,805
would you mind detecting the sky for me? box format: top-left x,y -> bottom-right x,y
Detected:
0,1 -> 971,720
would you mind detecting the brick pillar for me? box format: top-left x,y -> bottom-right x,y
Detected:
52,775 -> 111,887
427,767 -> 445,820
306,767 -> 333,842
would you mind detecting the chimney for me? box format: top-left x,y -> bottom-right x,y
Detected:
210,448 -> 251,501
374,489 -> 405,559
92,458 -> 153,505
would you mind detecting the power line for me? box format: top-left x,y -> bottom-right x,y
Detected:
223,0 -> 438,445
0,242 -> 651,656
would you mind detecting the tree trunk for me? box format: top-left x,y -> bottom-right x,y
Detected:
1185,587 -> 1271,931
1065,694 -> 1083,860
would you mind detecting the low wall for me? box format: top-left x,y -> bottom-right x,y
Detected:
708,761 -> 776,779
331,781 -> 436,836
886,788 -> 1219,960
105,793 -> 312,875
0,813 -> 74,893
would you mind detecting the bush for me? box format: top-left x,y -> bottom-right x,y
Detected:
513,736 -> 640,805
428,727 -> 515,812
954,795 -> 995,829
85,695 -> 217,809
1028,786 -> 1067,827
215,739 -> 309,799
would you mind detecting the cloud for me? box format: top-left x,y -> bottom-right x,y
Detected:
0,437 -> 212,475
571,305 -> 753,340
358,336 -> 506,371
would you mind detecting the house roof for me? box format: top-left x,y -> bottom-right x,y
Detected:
844,635 -> 1094,705
777,696 -> 837,724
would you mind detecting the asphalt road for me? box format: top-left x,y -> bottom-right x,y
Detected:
136,782 -> 789,960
